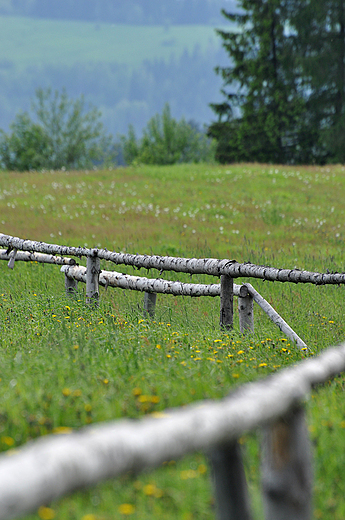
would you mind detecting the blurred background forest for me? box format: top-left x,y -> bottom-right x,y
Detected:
0,0 -> 237,136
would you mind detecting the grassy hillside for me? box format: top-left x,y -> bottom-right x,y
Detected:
1,163 -> 345,519
0,16 -> 226,70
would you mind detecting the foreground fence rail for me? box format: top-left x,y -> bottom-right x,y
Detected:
0,342 -> 343,520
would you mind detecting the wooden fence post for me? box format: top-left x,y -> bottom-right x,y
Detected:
261,405 -> 313,520
220,275 -> 233,330
64,272 -> 78,296
209,441 -> 253,520
143,292 -> 157,319
86,254 -> 101,305
238,290 -> 254,333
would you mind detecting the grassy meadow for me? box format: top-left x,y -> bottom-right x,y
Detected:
1,163 -> 345,519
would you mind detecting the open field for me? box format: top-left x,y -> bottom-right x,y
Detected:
1,163 -> 345,519
0,16 -> 225,70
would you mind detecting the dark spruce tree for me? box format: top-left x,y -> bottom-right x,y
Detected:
208,0 -> 310,164
288,0 -> 345,163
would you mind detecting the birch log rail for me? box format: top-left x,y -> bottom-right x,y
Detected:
1,234 -> 345,284
0,342 -> 343,520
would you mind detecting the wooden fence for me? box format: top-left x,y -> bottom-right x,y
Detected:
0,341 -> 343,520
1,233 -> 345,519
2,232 -> 345,348
0,232 -> 331,347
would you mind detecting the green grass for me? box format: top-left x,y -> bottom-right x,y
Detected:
0,16 -> 225,71
1,163 -> 345,519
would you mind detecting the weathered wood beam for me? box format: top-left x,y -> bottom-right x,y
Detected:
261,406 -> 312,520
2,234 -> 345,284
61,265 -> 248,298
245,284 -> 307,348
220,274 -> 234,329
238,292 -> 254,333
0,341 -> 342,520
86,254 -> 100,305
143,292 -> 157,319
209,441 -> 253,520
0,250 -> 76,266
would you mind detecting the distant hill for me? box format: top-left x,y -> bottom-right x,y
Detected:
0,15 -> 231,137
0,0 -> 238,25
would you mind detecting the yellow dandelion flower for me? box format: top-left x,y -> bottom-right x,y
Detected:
259,363 -> 267,367
232,373 -> 240,378
84,404 -> 92,412
143,484 -> 156,495
237,350 -> 244,355
132,387 -> 142,396
156,344 -> 161,349
62,388 -> 71,397
118,503 -> 135,515
52,427 -> 73,435
81,515 -> 97,520
1,436 -> 14,446
38,507 -> 55,520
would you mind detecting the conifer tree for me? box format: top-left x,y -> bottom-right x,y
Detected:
288,0 -> 345,162
208,0 -> 310,164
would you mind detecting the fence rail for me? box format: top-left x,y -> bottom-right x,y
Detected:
3,233 -> 337,348
0,342 -> 343,520
1,233 -> 345,284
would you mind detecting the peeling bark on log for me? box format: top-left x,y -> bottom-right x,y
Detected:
209,441 -> 253,520
220,275 -> 233,330
2,234 -> 345,285
0,343 -> 343,519
245,284 -> 307,348
0,250 -> 76,266
143,292 -> 157,319
238,293 -> 254,333
261,406 -> 313,520
86,254 -> 100,305
61,265 -> 247,298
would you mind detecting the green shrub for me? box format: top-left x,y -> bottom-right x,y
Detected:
121,103 -> 216,165
0,88 -> 114,171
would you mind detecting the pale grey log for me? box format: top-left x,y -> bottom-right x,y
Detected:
0,342 -> 344,519
0,250 -> 76,266
61,265 -> 248,298
238,293 -> 254,333
244,284 -> 307,348
144,292 -> 157,318
209,441 -> 253,520
261,406 -> 312,520
2,233 -> 345,285
7,248 -> 17,269
86,254 -> 100,305
65,273 -> 78,295
220,275 -> 233,329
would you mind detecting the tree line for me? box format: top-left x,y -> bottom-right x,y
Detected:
208,0 -> 345,164
2,0 -> 236,25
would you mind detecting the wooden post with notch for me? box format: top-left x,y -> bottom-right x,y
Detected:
209,441 -> 253,520
238,285 -> 254,333
261,405 -> 313,520
220,274 -> 233,330
86,253 -> 101,305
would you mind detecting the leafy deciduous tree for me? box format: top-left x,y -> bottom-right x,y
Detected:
0,88 -> 114,171
121,103 -> 216,165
